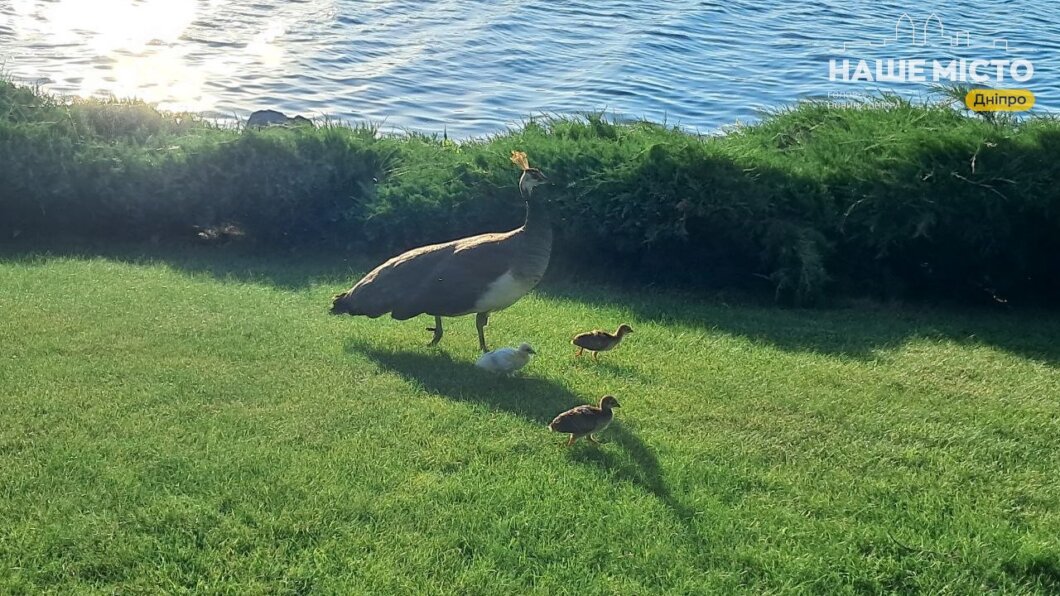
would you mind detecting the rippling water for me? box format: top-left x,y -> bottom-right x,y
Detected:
1,0 -> 1057,137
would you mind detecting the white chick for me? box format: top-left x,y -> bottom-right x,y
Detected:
475,342 -> 536,374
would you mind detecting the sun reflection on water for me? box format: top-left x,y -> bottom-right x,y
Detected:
4,0 -> 299,113
37,0 -> 196,52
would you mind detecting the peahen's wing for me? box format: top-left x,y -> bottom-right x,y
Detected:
331,230 -> 517,319
395,232 -> 517,319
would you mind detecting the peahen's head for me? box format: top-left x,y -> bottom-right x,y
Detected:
518,168 -> 548,198
512,151 -> 548,198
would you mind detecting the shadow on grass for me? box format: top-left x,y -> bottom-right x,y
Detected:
538,282 -> 1060,367
0,239 -> 360,291
569,357 -> 652,382
346,342 -> 698,527
4,240 -> 1058,366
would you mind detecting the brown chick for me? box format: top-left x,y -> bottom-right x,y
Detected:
548,395 -> 621,446
572,324 -> 633,360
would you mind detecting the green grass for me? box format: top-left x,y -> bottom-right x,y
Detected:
1,245 -> 1058,593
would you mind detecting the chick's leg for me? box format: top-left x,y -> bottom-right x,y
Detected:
575,347 -> 584,357
588,434 -> 600,444
427,316 -> 443,347
565,434 -> 577,447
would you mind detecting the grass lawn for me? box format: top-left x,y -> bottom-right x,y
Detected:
0,245 -> 1058,594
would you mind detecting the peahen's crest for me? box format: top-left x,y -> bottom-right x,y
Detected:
510,150 -> 530,171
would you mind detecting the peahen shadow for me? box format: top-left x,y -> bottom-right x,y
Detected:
348,341 -> 698,527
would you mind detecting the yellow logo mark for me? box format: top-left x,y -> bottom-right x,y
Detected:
965,89 -> 1035,112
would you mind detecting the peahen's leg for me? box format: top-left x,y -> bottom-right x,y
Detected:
427,316 -> 443,346
476,312 -> 490,353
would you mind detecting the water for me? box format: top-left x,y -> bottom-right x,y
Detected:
1,0 -> 1057,137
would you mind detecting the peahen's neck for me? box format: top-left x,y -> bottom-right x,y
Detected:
514,191 -> 552,282
521,194 -> 550,239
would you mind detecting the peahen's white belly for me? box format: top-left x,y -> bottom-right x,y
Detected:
474,270 -> 536,313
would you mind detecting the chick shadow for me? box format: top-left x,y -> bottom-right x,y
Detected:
569,356 -> 652,383
347,341 -> 697,528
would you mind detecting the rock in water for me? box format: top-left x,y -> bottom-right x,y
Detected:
246,109 -> 314,129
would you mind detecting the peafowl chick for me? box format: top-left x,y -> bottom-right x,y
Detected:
548,395 -> 621,446
475,343 -> 536,374
572,324 -> 633,360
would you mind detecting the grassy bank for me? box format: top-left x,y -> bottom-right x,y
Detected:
2,81 -> 1059,305
0,246 -> 1058,593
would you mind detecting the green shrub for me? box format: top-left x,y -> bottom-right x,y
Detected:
1,81 -> 1058,305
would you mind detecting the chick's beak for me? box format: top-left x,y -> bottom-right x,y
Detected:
528,348 -> 537,354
